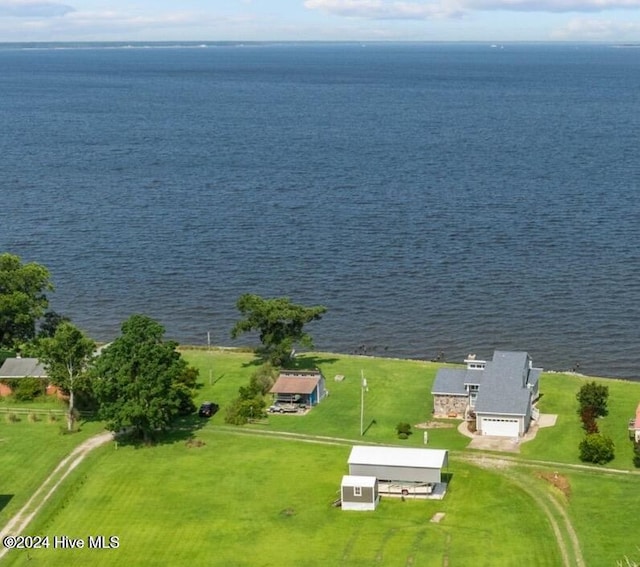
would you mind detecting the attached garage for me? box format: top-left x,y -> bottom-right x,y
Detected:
478,416 -> 521,437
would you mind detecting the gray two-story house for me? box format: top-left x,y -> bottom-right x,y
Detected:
431,350 -> 541,437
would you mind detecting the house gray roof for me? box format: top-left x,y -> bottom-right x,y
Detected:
432,350 -> 542,417
474,351 -> 540,416
432,368 -> 470,396
0,357 -> 47,379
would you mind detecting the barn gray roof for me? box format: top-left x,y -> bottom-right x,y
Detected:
348,446 -> 448,470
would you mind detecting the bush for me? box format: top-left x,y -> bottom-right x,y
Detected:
576,381 -> 609,418
5,413 -> 19,423
580,406 -> 599,434
28,412 -> 39,423
396,422 -> 412,438
225,396 -> 266,425
633,443 -> 640,468
579,433 -> 615,464
4,378 -> 45,401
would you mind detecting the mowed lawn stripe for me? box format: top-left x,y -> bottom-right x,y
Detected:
8,430 -> 561,566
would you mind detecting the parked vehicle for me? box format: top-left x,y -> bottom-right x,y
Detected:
198,402 -> 219,417
268,404 -> 299,414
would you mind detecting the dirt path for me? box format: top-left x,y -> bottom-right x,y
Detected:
215,427 -> 597,567
2,425 -> 631,565
0,431 -> 113,561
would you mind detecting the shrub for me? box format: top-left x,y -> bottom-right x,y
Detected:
6,413 -> 20,423
225,396 -> 266,425
576,381 -> 609,418
396,422 -> 412,438
580,406 -> 599,434
633,443 -> 640,468
3,378 -> 45,401
579,433 -> 615,464
28,412 -> 39,423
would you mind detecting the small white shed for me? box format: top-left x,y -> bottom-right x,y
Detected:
341,475 -> 379,511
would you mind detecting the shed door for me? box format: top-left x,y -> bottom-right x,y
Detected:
481,417 -> 519,437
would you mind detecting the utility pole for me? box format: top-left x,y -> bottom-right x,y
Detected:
360,370 -> 367,436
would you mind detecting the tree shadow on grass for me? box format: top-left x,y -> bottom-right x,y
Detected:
112,414 -> 210,449
0,494 -> 13,514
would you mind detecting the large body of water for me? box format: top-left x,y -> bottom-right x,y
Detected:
1,42 -> 639,379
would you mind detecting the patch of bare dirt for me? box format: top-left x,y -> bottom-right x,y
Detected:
414,421 -> 455,430
537,471 -> 571,499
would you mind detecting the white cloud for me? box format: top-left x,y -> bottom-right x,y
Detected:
0,0 -> 74,17
551,16 -> 640,37
305,0 -> 640,18
304,0 -> 466,18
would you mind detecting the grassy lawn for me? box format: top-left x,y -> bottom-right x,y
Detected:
2,348 -> 640,566
0,414 -> 104,526
521,372 -> 640,468
9,432 -> 561,567
185,350 -> 640,466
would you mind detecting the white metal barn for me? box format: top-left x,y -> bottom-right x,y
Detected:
340,475 -> 379,511
347,446 -> 448,484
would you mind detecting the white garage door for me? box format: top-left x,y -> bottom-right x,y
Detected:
481,417 -> 519,437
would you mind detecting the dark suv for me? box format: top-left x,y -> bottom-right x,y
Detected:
198,402 -> 219,418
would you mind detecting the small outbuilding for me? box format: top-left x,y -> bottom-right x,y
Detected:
340,475 -> 379,511
269,369 -> 327,408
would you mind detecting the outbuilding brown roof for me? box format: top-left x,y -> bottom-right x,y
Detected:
270,375 -> 321,395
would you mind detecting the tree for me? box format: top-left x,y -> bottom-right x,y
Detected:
92,314 -> 195,443
0,253 -> 53,348
230,294 -> 327,366
579,433 -> 615,464
576,381 -> 609,418
38,311 -> 71,339
38,322 -> 96,431
224,395 -> 266,425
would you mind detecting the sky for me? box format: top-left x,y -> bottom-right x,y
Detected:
0,0 -> 640,43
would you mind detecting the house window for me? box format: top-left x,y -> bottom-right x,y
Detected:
354,486 -> 362,496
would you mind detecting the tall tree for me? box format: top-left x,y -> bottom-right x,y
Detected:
230,294 -> 327,366
92,314 -> 195,443
38,311 -> 71,339
38,322 -> 95,431
0,253 -> 53,348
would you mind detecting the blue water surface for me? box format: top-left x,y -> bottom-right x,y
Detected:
1,42 -> 639,378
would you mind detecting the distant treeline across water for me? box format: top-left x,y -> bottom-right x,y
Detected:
2,42 -> 639,379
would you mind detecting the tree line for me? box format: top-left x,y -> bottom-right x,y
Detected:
0,253 -> 327,441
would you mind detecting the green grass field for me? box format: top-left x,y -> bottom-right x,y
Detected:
2,349 -> 640,566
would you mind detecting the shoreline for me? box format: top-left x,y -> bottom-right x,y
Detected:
176,344 -> 640,383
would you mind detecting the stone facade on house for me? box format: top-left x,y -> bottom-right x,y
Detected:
433,394 -> 467,418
